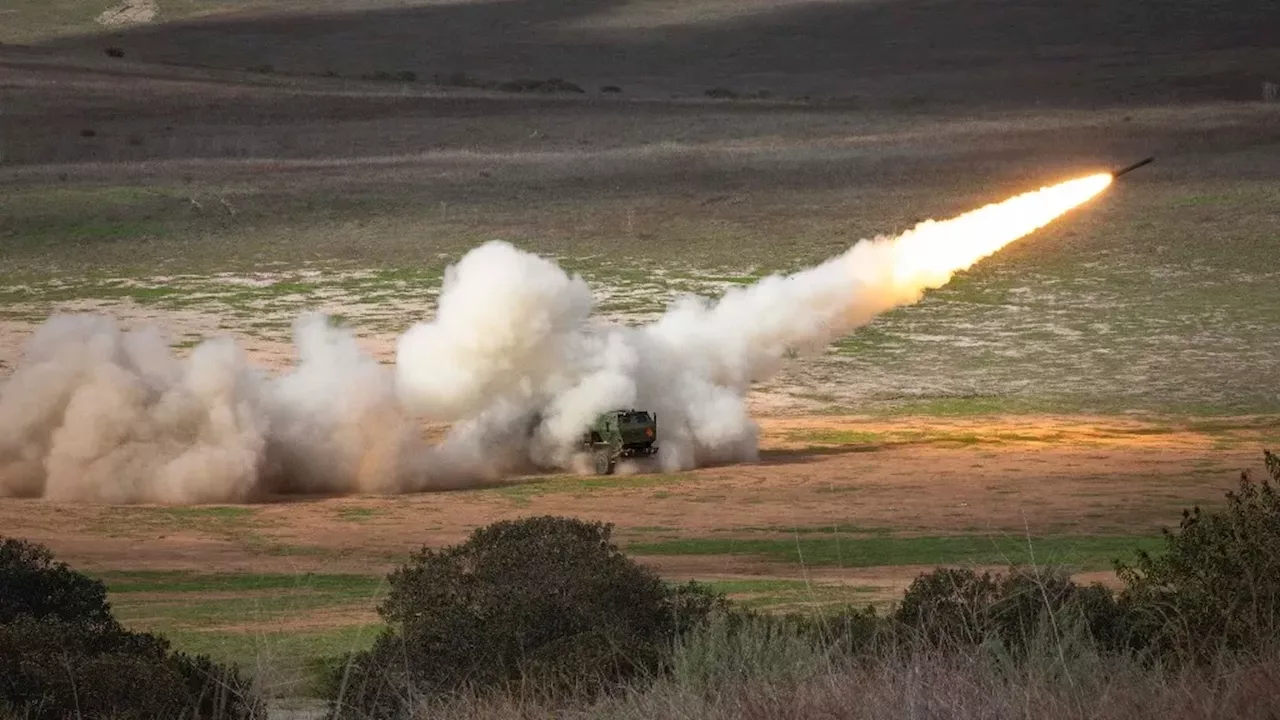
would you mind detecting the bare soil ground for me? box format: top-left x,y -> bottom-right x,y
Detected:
3,414 -> 1270,586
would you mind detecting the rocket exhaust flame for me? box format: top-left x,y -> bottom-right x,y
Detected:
0,173 -> 1112,504
889,173 -> 1113,286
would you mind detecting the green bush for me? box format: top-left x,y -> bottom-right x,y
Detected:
892,565 -> 1129,655
0,536 -> 261,720
327,516 -> 724,719
886,450 -> 1280,664
757,604 -> 884,657
1117,450 -> 1280,663
497,77 -> 585,94
669,610 -> 841,693
893,567 -> 1000,647
705,87 -> 739,99
0,536 -> 116,629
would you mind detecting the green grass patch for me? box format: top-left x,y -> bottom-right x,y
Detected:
161,624 -> 383,669
165,506 -> 256,520
111,594 -> 376,627
90,570 -> 390,696
335,504 -> 378,520
629,534 -> 1163,571
96,570 -> 383,596
334,507 -> 381,523
101,571 -> 387,630
160,625 -> 385,698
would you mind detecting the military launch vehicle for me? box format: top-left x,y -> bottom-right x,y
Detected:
580,409 -> 658,475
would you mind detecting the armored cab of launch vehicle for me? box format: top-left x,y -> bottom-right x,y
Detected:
525,408 -> 659,475
580,409 -> 658,475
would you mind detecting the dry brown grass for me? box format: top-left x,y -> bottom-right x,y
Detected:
378,641 -> 1280,720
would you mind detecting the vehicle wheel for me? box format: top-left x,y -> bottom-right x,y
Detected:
593,450 -> 613,475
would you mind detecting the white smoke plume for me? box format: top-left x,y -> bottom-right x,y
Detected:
0,314 -> 268,503
0,173 -> 1111,503
263,313 -> 420,495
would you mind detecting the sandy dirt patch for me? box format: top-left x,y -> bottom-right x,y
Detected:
1,414 -> 1271,589
97,0 -> 159,28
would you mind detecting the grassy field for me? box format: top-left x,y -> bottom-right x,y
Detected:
3,0 -> 1280,710
94,570 -> 386,697
80,529 -> 1168,698
9,410 -> 1265,699
3,114 -> 1279,414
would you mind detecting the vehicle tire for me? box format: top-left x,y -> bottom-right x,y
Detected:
593,450 -> 613,475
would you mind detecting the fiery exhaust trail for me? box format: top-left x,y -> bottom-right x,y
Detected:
638,172 -> 1117,414
889,173 -> 1113,287
0,172 -> 1114,503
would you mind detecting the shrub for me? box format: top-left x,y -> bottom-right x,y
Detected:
893,567 -> 1001,647
327,516 -> 723,718
498,77 -> 585,94
669,610 -> 840,693
665,578 -> 734,636
433,71 -> 486,88
1117,450 -> 1280,663
0,536 -> 261,720
0,537 -> 116,629
759,604 -> 884,658
889,452 -> 1280,664
892,565 -> 1129,655
363,69 -> 419,83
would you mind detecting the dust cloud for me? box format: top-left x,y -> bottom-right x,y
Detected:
0,174 -> 1111,503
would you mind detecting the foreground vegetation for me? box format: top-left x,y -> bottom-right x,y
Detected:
3,451 -> 1280,718
0,539 -> 260,719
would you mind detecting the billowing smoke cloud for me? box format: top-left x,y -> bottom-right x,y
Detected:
263,313 -> 420,495
0,173 -> 1111,503
0,314 -> 268,503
